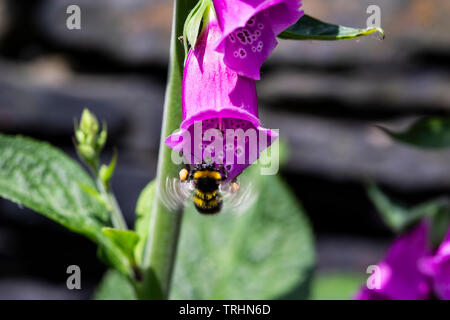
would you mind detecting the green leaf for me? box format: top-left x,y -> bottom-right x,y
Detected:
94,269 -> 136,300
367,183 -> 450,237
0,134 -> 130,275
377,117 -> 450,149
79,184 -> 108,215
134,180 -> 156,265
102,228 -> 140,265
170,166 -> 315,300
183,0 -> 211,56
278,14 -> 385,41
0,134 -> 106,237
99,151 -> 117,187
311,273 -> 366,300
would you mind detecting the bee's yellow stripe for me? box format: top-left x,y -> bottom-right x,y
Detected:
193,170 -> 221,181
193,196 -> 206,208
193,196 -> 219,209
196,190 -> 216,200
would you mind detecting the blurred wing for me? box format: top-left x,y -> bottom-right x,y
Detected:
160,177 -> 193,213
221,179 -> 258,214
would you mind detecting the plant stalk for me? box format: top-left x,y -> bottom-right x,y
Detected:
140,0 -> 197,300
96,178 -> 127,230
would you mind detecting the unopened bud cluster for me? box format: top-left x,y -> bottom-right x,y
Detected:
75,109 -> 107,168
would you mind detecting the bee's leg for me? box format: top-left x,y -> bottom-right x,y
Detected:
231,178 -> 240,193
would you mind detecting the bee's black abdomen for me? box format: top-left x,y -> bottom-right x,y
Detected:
195,204 -> 222,215
194,198 -> 223,215
193,193 -> 223,215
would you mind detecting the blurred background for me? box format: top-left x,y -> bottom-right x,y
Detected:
1,0 -> 450,299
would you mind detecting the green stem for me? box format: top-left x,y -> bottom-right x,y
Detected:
96,178 -> 127,230
86,160 -> 127,230
140,0 -> 197,300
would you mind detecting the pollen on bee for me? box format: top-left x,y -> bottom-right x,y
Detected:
179,168 -> 189,181
231,182 -> 240,193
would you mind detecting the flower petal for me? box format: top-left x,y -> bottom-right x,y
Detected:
165,17 -> 278,181
181,20 -> 259,127
432,228 -> 450,299
221,11 -> 277,80
381,222 -> 432,300
356,222 -> 432,300
213,0 -> 303,79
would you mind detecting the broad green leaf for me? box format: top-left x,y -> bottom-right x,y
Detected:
311,273 -> 366,300
134,180 -> 156,265
102,228 -> 140,265
278,14 -> 385,41
377,117 -> 450,149
0,134 -> 129,275
94,269 -> 136,300
0,134 -> 106,237
367,183 -> 450,238
170,166 -> 315,300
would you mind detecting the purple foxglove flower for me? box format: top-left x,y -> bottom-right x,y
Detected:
356,222 -> 432,300
212,0 -> 303,80
421,228 -> 450,300
165,17 -> 277,182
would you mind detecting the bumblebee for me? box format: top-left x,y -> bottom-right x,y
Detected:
179,164 -> 231,214
161,164 -> 254,215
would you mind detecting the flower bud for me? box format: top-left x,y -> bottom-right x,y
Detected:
77,144 -> 96,161
74,108 -> 108,167
97,123 -> 108,151
80,109 -> 99,136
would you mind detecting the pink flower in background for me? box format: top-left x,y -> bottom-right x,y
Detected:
421,229 -> 450,300
356,222 -> 450,300
212,0 -> 303,80
165,16 -> 277,182
356,222 -> 432,300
